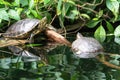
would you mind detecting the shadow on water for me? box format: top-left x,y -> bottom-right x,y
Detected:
0,33 -> 120,80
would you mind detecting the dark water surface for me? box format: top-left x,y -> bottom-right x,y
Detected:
0,33 -> 120,80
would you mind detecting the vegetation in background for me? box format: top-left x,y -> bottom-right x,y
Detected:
0,0 -> 120,80
0,0 -> 120,44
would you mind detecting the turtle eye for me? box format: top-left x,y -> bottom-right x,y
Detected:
72,48 -> 79,53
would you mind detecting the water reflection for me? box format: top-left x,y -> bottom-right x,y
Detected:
0,34 -> 120,80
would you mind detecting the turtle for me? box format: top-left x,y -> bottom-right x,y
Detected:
0,17 -> 50,61
71,33 -> 104,58
8,46 -> 41,62
2,17 -> 47,39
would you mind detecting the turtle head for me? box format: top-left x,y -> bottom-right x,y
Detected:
40,17 -> 47,26
76,32 -> 83,39
38,17 -> 47,29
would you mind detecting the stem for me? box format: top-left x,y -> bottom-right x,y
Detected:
96,55 -> 120,70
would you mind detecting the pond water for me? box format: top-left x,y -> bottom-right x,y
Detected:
0,33 -> 120,80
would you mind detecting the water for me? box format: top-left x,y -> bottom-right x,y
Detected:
0,34 -> 120,80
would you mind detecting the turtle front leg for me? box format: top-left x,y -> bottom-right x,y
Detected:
27,33 -> 35,48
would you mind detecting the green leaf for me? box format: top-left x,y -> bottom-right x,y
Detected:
30,10 -> 38,17
67,0 -> 75,5
8,9 -> 20,20
79,75 -> 89,80
57,0 -> 62,15
59,15 -> 64,28
106,0 -> 119,22
64,3 -> 70,15
16,8 -> 23,15
66,9 -> 79,19
94,25 -> 106,42
26,44 -> 42,47
106,21 -> 114,33
65,6 -> 78,19
20,0 -> 28,7
96,10 -> 103,19
29,0 -> 34,9
14,0 -> 20,6
114,25 -> 120,37
0,9 -> 9,21
44,0 -> 50,4
62,3 -> 66,16
26,10 -> 31,17
81,13 -> 90,20
109,58 -> 120,65
72,10 -> 79,16
118,0 -> 120,3
0,19 -> 2,24
114,25 -> 120,47
114,37 -> 120,45
86,20 -> 101,28
0,0 -> 11,6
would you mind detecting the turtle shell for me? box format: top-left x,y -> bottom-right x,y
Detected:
72,33 -> 104,58
3,17 -> 47,38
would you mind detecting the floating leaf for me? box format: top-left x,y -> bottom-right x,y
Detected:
94,25 -> 106,42
8,9 -> 20,20
86,20 -> 101,28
